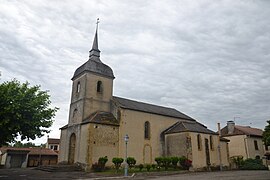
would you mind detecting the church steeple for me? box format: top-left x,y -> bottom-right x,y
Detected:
89,18 -> 101,61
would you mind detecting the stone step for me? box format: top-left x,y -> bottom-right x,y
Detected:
35,164 -> 83,172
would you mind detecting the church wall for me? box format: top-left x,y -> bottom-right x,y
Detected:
87,123 -> 119,166
59,128 -> 68,162
76,124 -> 89,164
118,109 -> 184,164
165,133 -> 192,159
189,133 -> 220,169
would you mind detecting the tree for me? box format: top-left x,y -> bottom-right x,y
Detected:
0,79 -> 58,146
262,120 -> 270,146
12,141 -> 37,148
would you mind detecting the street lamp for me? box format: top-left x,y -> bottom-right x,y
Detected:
124,134 -> 129,177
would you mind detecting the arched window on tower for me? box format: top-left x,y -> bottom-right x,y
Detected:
76,82 -> 80,93
144,121 -> 150,139
97,81 -> 102,93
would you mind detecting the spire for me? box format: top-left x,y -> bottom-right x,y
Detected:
89,18 -> 101,61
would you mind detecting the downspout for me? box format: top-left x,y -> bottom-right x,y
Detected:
244,135 -> 249,159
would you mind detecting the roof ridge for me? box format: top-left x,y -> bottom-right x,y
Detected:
113,96 -> 176,110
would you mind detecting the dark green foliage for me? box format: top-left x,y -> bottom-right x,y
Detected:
155,157 -> 163,167
263,120 -> 270,146
179,156 -> 192,170
162,157 -> 171,170
151,164 -> 156,169
112,157 -> 124,172
98,156 -> 108,170
171,157 -> 179,169
0,79 -> 58,146
146,164 -> 151,171
240,158 -> 267,170
138,164 -> 144,171
126,157 -> 136,168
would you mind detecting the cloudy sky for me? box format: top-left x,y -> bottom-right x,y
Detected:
1,0 -> 270,145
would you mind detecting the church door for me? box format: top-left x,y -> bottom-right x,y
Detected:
68,133 -> 76,164
205,138 -> 210,166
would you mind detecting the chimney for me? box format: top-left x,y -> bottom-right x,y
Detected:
227,121 -> 235,134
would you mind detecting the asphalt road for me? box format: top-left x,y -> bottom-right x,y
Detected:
0,168 -> 269,180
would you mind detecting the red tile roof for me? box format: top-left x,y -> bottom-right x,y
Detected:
47,138 -> 60,144
235,125 -> 263,137
0,147 -> 58,156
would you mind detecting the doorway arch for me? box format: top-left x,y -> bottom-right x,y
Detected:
68,133 -> 76,164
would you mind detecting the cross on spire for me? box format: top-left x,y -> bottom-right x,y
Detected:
89,18 -> 101,61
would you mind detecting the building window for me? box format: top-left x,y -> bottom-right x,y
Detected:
54,145 -> 58,150
265,145 -> 269,151
50,145 -> 54,149
255,155 -> 260,159
144,121 -> 150,139
210,135 -> 214,150
254,140 -> 259,150
76,82 -> 80,93
197,134 -> 202,150
97,81 -> 102,93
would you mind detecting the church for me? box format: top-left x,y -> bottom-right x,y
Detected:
59,26 -> 230,170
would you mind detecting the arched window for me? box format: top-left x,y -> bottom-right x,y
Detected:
97,81 -> 102,93
72,109 -> 78,118
197,134 -> 202,150
210,135 -> 214,150
76,82 -> 80,93
144,121 -> 150,139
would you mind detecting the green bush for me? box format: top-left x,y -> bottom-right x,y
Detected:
240,158 -> 267,170
155,157 -> 163,168
126,157 -> 136,168
179,156 -> 192,170
151,164 -> 156,169
171,157 -> 179,169
146,164 -> 151,171
138,164 -> 144,171
162,157 -> 171,170
98,156 -> 108,170
112,157 -> 124,172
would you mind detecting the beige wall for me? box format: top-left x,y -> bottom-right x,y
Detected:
225,135 -> 264,159
87,124 -> 119,166
165,133 -> 191,158
189,133 -> 220,169
59,128 -> 67,162
118,109 -> 182,164
220,141 -> 230,167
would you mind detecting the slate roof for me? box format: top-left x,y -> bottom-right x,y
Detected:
82,111 -> 119,126
221,125 -> 263,137
113,96 -> 195,121
72,59 -> 114,80
163,121 -> 218,135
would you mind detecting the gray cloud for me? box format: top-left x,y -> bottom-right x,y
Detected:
0,0 -> 270,144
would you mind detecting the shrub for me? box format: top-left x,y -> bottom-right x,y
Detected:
126,157 -> 136,168
146,164 -> 151,171
231,156 -> 244,169
179,156 -> 192,170
171,157 -> 179,169
151,164 -> 156,169
98,156 -> 108,170
162,157 -> 171,170
138,164 -> 144,171
155,157 -> 163,168
112,157 -> 124,172
240,158 -> 267,170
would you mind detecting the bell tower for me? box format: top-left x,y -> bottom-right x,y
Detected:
68,21 -> 115,124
